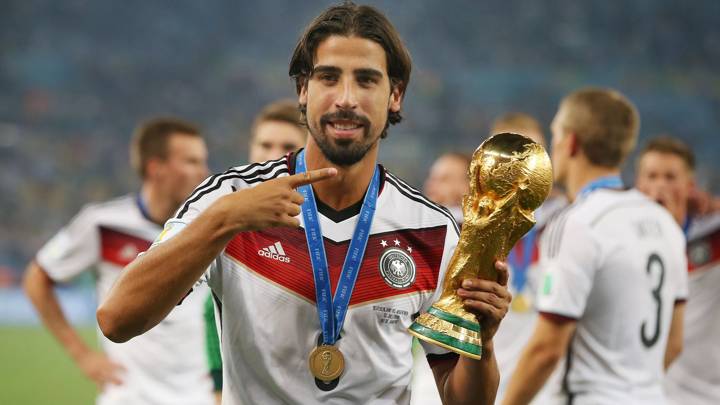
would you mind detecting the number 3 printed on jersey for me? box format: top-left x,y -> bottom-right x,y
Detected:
641,253 -> 665,348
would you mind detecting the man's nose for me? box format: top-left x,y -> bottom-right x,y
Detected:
270,146 -> 286,160
335,78 -> 358,110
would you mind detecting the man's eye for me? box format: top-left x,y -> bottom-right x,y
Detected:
319,74 -> 337,82
358,77 -> 377,86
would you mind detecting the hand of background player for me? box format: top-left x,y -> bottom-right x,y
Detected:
688,186 -> 720,217
653,185 -> 685,225
215,167 -> 337,231
456,260 -> 511,344
76,350 -> 125,388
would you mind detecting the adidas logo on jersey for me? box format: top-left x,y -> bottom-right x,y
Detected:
258,242 -> 291,263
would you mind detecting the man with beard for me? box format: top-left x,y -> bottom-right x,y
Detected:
96,3 -> 511,405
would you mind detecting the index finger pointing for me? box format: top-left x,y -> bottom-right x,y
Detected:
286,168 -> 338,188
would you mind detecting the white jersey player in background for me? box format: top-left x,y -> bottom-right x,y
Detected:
503,88 -> 688,405
489,112 -> 567,405
635,136 -> 720,405
23,118 -> 214,405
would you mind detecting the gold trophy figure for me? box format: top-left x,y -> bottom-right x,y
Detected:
408,133 -> 552,359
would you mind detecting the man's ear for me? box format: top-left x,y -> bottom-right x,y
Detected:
145,158 -> 163,180
388,84 -> 403,113
569,133 -> 580,157
299,79 -> 308,106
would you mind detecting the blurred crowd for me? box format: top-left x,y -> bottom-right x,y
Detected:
1,0 -> 719,281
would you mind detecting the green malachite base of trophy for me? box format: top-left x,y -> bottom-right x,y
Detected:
408,132 -> 553,360
408,306 -> 482,359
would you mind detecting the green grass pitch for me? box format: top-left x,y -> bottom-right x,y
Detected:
0,326 -> 98,405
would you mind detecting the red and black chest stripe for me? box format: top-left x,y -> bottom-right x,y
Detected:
99,226 -> 152,267
225,225 -> 447,306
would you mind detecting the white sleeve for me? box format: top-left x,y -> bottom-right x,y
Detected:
419,216 -> 460,356
149,173 -> 246,285
536,216 -> 600,319
36,206 -> 100,283
674,232 -> 689,302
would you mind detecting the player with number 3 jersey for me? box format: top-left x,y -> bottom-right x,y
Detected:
502,88 -> 687,405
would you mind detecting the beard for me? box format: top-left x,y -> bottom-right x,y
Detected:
303,108 -> 382,167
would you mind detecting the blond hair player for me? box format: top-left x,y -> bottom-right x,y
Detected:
503,88 -> 687,405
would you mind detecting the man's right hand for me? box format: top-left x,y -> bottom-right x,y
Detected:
217,167 -> 337,231
96,167 -> 337,344
76,350 -> 125,388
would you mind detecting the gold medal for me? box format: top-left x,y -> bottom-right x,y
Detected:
511,293 -> 532,313
308,345 -> 345,382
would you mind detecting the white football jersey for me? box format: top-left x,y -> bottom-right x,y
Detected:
495,195 -> 567,404
36,195 -> 213,405
160,153 -> 460,405
665,212 -> 720,405
536,188 -> 687,405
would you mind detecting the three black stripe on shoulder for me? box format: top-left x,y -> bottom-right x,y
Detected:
384,172 -> 460,236
175,159 -> 288,219
547,210 -> 571,258
545,200 -> 586,258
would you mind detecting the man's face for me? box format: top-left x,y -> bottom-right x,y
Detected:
550,106 -> 571,186
155,133 -> 209,205
249,120 -> 306,163
423,155 -> 469,208
299,35 -> 402,166
636,151 -> 693,216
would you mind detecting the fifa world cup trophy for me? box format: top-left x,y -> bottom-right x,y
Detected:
408,133 -> 552,359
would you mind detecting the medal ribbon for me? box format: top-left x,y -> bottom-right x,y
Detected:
296,149 -> 380,345
507,227 -> 537,295
682,216 -> 692,237
576,175 -> 623,200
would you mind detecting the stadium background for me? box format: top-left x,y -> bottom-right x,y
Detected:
0,1 -> 718,403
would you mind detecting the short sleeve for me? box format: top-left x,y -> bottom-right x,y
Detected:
149,172 -> 247,284
36,206 -> 100,282
673,232 -> 689,302
536,216 -> 600,319
419,216 -> 460,356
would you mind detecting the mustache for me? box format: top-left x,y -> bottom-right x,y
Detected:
320,109 -> 371,128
